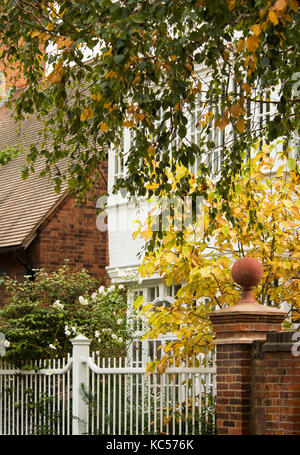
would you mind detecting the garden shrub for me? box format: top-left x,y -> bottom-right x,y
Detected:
0,264 -> 132,366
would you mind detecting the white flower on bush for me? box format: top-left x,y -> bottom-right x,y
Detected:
117,319 -> 123,325
72,326 -> 77,333
79,296 -> 89,305
102,328 -> 111,333
49,344 -> 56,350
95,330 -> 100,338
98,285 -> 106,295
91,292 -> 98,301
4,340 -> 10,348
53,300 -> 64,310
118,337 -> 123,343
64,325 -> 71,336
107,285 -> 115,293
118,284 -> 124,290
111,334 -> 118,340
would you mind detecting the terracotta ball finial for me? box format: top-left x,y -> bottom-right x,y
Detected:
231,257 -> 263,304
232,257 -> 263,287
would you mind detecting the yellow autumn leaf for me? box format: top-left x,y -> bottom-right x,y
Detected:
86,107 -> 94,119
261,20 -> 268,32
281,220 -> 294,229
31,30 -> 40,38
56,36 -> 73,49
200,267 -> 211,278
132,230 -> 139,240
268,10 -> 279,25
172,311 -> 184,321
182,245 -> 191,258
165,252 -> 176,263
103,47 -> 113,57
251,24 -> 261,36
100,122 -> 109,132
216,117 -> 230,131
236,117 -> 245,132
222,51 -> 229,61
274,0 -> 287,11
147,146 -> 155,156
47,62 -> 64,84
47,72 -> 61,84
230,104 -> 241,118
123,120 -> 134,128
226,0 -> 236,11
288,0 -> 299,12
46,22 -> 55,31
242,82 -> 251,94
64,37 -> 73,49
246,34 -> 260,53
185,63 -> 193,72
236,39 -> 244,53
282,200 -> 294,208
290,206 -> 299,217
105,70 -> 118,79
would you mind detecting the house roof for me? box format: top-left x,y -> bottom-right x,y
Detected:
0,105 -> 69,250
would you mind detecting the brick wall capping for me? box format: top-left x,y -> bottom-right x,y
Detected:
209,301 -> 287,321
256,331 -> 297,352
213,335 -> 270,345
209,304 -> 287,346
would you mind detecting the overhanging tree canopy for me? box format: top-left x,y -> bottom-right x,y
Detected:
0,0 -> 299,208
134,149 -> 300,361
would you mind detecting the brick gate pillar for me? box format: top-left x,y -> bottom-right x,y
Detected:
209,257 -> 286,435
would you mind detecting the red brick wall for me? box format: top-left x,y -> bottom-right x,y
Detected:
214,331 -> 300,435
0,54 -> 26,93
0,163 -> 109,304
30,186 -> 109,283
215,344 -> 252,435
251,332 -> 300,435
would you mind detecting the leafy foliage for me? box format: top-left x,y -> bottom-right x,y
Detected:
0,145 -> 22,167
134,147 -> 300,366
0,264 -> 131,365
0,0 -> 299,212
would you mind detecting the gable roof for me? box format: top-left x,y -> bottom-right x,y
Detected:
0,105 -> 69,250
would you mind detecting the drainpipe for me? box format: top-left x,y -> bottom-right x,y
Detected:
15,247 -> 35,281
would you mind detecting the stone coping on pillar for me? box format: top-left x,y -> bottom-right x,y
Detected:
209,303 -> 286,344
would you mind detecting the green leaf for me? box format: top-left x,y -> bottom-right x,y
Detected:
287,157 -> 297,170
114,54 -> 125,64
21,166 -> 29,180
131,14 -> 145,23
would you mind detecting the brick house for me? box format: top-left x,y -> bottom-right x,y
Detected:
0,101 -> 109,299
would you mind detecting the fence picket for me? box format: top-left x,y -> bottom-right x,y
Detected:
0,339 -> 216,436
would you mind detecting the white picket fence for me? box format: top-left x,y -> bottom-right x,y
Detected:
0,335 -> 216,435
